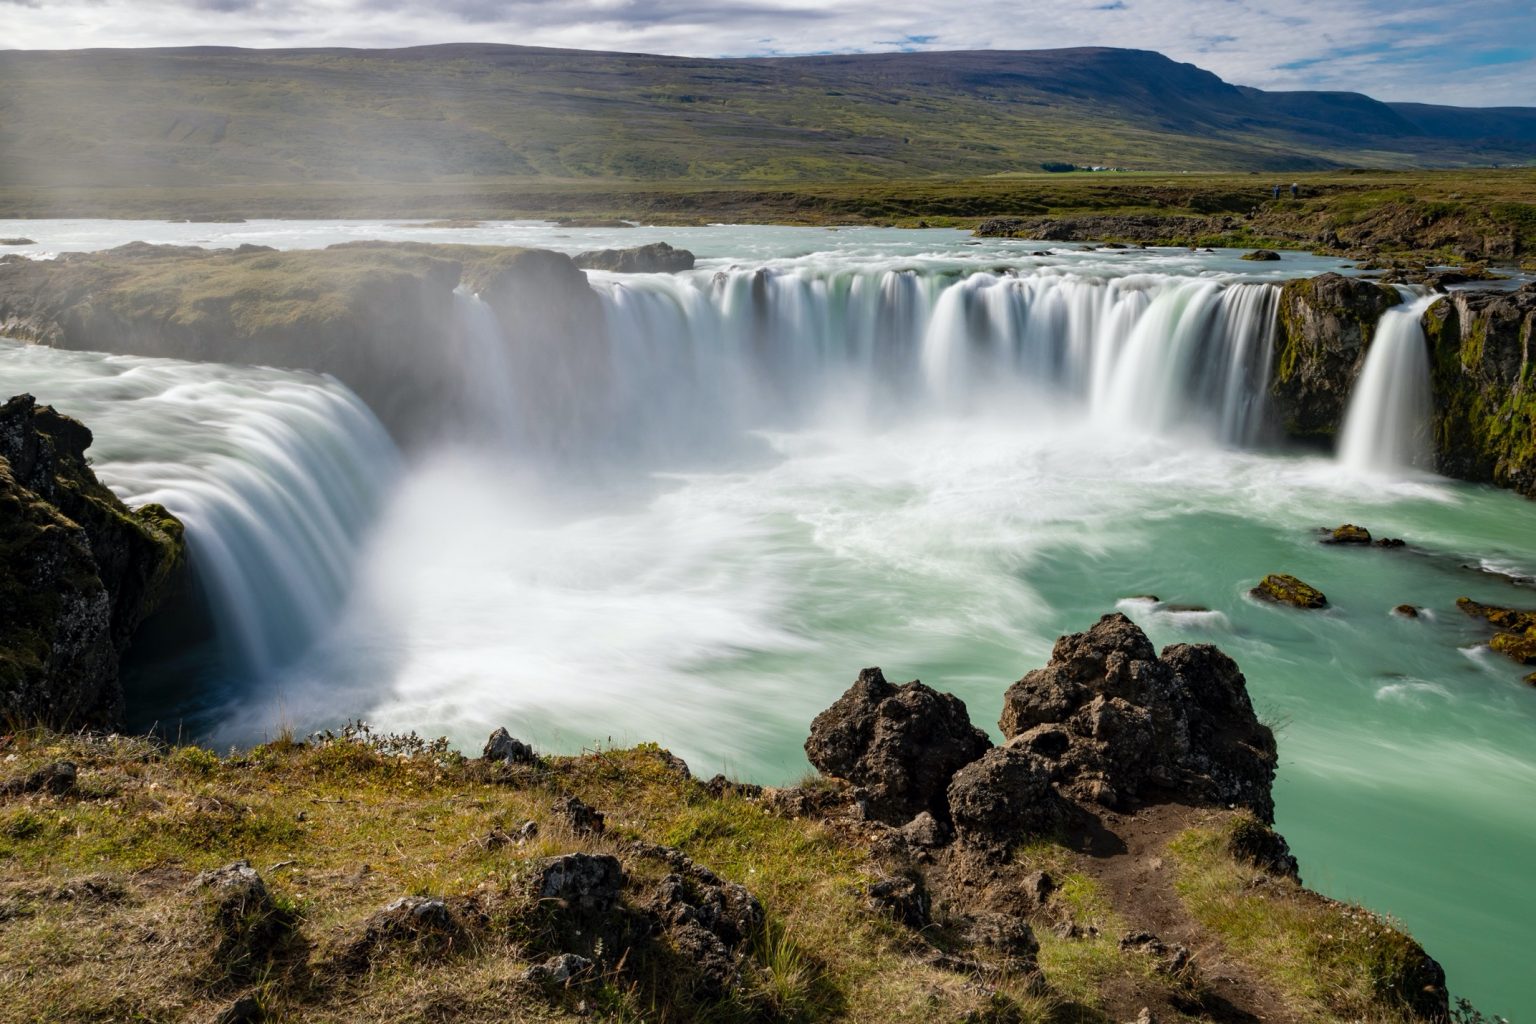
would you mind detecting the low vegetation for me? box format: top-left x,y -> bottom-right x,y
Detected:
0,726 -> 1468,1023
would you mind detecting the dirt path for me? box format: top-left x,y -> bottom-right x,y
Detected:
1068,802 -> 1301,1024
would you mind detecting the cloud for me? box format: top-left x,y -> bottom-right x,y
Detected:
1,0 -> 1531,106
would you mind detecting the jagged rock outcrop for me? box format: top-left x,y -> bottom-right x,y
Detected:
804,667 -> 992,825
998,613 -> 1279,820
574,242 -> 695,273
0,395 -> 184,729
1423,283 -> 1536,497
1270,273 -> 1402,440
1456,596 -> 1536,665
1251,573 -> 1328,609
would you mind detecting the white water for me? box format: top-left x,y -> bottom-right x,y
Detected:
2,221 -> 1535,1012
1339,293 -> 1439,476
0,342 -> 400,682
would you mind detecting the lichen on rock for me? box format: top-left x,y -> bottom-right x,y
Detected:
0,394 -> 185,729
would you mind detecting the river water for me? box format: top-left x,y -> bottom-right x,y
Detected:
1,220 -> 1532,1014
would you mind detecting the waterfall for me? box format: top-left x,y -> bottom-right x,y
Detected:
572,267 -> 1282,454
1338,294 -> 1438,475
0,340 -> 401,681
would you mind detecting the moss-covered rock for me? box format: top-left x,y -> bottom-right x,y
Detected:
0,395 -> 184,728
1250,573 -> 1328,609
1270,273 -> 1401,441
1422,283 -> 1536,497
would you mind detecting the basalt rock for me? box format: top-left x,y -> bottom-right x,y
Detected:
1271,273 -> 1401,440
1456,597 -> 1536,665
1422,284 -> 1536,497
195,861 -> 298,985
482,727 -> 536,764
804,667 -> 992,825
997,613 -> 1278,821
1226,816 -> 1301,881
574,242 -> 695,273
1251,573 -> 1328,609
340,896 -> 472,968
946,746 -> 1065,848
1321,523 -> 1372,544
0,395 -> 185,729
1240,249 -> 1281,261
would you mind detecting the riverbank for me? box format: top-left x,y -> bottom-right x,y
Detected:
1,169 -> 1532,268
0,614 -> 1461,1023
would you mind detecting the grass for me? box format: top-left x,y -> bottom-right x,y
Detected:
1168,814 -> 1446,1023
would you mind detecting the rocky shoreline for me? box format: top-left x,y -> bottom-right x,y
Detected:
0,614 -> 1456,1022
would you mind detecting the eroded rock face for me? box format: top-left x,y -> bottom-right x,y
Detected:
0,395 -> 184,729
1424,284 -> 1536,498
946,747 -> 1064,848
1271,273 -> 1401,440
804,667 -> 992,825
997,614 -> 1278,821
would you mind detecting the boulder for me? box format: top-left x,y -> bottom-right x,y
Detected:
0,396 -> 185,729
0,759 -> 77,796
804,667 -> 991,825
195,861 -> 296,984
0,238 -> 35,246
866,875 -> 930,928
523,952 -> 593,987
573,242 -> 695,273
1320,524 -> 1372,544
340,896 -> 469,967
481,727 -> 536,764
552,794 -> 605,836
997,614 -> 1278,821
946,747 -> 1064,848
1226,816 -> 1300,881
1240,249 -> 1281,261
1393,604 -> 1420,618
1456,597 -> 1536,666
1251,573 -> 1327,609
532,854 -> 625,916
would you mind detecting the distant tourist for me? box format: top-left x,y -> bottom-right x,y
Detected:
1290,182 -> 1299,198
1271,184 -> 1281,199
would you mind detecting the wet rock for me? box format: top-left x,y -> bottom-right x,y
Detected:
523,952 -> 593,987
1271,273 -> 1402,440
867,875 -> 930,928
1393,604 -> 1420,618
1240,249 -> 1281,261
481,727 -> 536,764
1251,573 -> 1327,609
0,759 -> 77,796
805,667 -> 992,824
552,794 -> 605,836
1376,537 -> 1406,548
0,238 -> 35,246
0,395 -> 185,730
1524,672 -> 1536,687
1321,523 -> 1372,544
1423,285 -> 1536,497
998,614 -> 1279,821
1457,597 -> 1536,665
532,854 -> 625,916
1226,816 -> 1301,881
946,747 -> 1064,849
573,242 -> 695,273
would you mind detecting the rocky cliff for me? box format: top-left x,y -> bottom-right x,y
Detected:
0,394 -> 184,728
1269,272 -> 1402,441
1424,284 -> 1536,496
0,241 -> 611,446
1269,273 -> 1536,497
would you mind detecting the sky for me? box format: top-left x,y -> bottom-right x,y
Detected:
2,0 -> 1533,106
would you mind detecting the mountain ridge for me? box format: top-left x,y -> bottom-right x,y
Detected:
1,43 -> 1533,187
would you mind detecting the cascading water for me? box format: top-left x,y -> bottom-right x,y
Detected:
1338,293 -> 1438,475
0,340 -> 400,684
578,267 -> 1281,454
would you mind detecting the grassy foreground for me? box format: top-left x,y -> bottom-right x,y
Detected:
0,726 -> 1465,1023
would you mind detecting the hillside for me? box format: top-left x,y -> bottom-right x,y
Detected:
1,44 -> 1534,190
